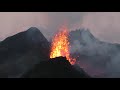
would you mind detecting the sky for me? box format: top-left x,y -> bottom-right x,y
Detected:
0,12 -> 120,43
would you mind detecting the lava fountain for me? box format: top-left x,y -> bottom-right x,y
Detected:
50,26 -> 76,65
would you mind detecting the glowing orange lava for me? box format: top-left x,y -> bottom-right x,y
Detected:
50,26 -> 76,65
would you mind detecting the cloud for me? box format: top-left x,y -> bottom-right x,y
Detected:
0,12 -> 85,41
45,12 -> 85,39
0,12 -> 120,44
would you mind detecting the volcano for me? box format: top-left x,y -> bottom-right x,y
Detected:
0,27 -> 90,78
22,56 -> 90,78
0,27 -> 50,78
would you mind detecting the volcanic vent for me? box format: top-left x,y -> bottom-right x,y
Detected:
50,26 -> 76,65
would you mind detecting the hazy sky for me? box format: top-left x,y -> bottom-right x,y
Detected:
0,12 -> 120,43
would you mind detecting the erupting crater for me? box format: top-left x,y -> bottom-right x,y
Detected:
50,26 -> 76,65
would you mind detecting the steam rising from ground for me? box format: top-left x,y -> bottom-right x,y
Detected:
70,29 -> 120,78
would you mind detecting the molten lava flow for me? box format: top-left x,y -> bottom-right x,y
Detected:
50,26 -> 76,65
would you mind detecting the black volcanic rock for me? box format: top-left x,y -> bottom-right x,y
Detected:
0,27 -> 50,78
26,27 -> 49,48
22,57 -> 90,78
0,27 -> 49,53
0,27 -> 49,62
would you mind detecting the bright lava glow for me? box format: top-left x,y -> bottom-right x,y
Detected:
50,26 -> 76,65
